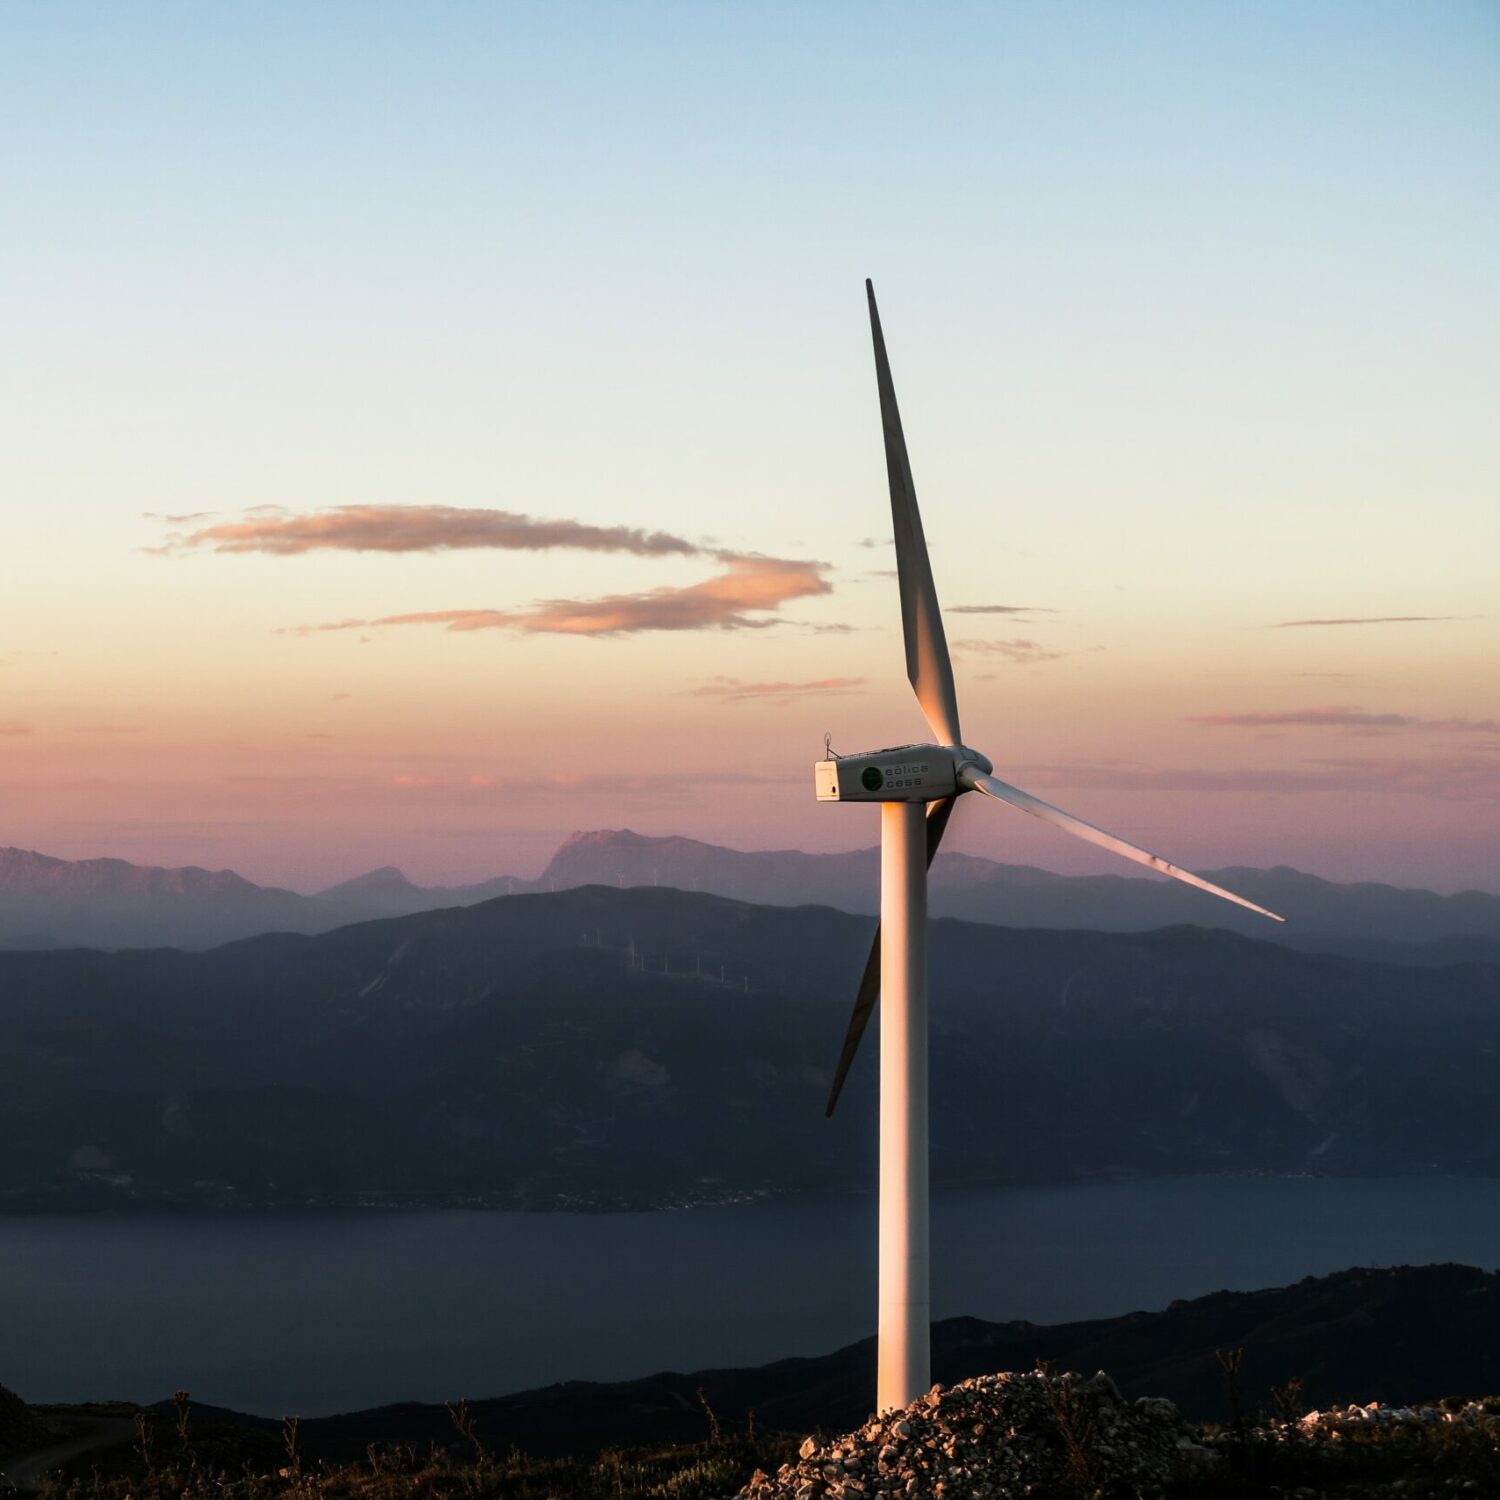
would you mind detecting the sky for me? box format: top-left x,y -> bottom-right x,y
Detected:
1,1 -> 1496,893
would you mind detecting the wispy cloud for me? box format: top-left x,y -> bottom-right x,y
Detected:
0,721 -> 32,737
1265,615 -> 1454,628
143,510 -> 216,525
954,637 -> 1068,665
1188,707 -> 1410,729
1010,754 -> 1500,800
169,504 -> 836,639
362,767 -> 797,801
158,504 -> 702,559
689,675 -> 866,702
1187,706 -> 1499,734
950,604 -> 1056,616
1425,718 -> 1500,734
288,553 -> 832,638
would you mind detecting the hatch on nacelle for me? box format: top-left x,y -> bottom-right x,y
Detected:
814,744 -> 957,803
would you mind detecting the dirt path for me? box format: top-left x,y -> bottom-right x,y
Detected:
1,1417 -> 136,1490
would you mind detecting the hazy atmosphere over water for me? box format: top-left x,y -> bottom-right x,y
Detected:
3,0 -> 1496,892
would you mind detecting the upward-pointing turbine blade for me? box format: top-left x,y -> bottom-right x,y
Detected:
960,769 -> 1285,922
825,795 -> 956,1117
867,280 -> 962,747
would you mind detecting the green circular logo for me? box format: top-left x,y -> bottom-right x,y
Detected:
861,766 -> 884,791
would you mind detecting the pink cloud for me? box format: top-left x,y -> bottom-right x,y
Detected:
950,604 -> 1055,616
1424,717 -> 1500,734
1266,615 -> 1454,628
690,675 -> 867,702
162,504 -> 700,558
1009,755 -> 1500,800
290,553 -> 832,638
954,637 -> 1067,665
1187,707 -> 1412,729
0,721 -> 33,736
1187,706 -> 1499,734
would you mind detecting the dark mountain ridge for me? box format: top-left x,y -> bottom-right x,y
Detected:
2,885 -> 1497,1211
34,1265 -> 1496,1451
4,831 -> 1496,957
0,847 -> 317,950
295,1263 -> 1500,1449
537,830 -> 1500,955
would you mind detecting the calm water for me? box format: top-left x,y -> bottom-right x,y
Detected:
3,1177 -> 1497,1416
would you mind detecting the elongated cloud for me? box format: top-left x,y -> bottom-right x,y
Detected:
1266,615 -> 1453,628
953,637 -> 1067,665
161,504 -> 701,558
950,604 -> 1055,616
1188,707 -> 1411,729
291,553 -> 832,638
1426,718 -> 1500,733
0,721 -> 32,737
1187,706 -> 1499,734
690,675 -> 866,702
1010,754 -> 1500,800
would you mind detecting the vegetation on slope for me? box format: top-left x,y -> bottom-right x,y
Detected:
16,1378 -> 1500,1500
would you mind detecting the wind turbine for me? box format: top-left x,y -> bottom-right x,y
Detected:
816,281 -> 1284,1415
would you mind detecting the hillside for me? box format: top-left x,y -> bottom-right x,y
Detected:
538,830 -> 1500,955
0,848 -> 321,950
4,1265 -> 1495,1463
2,885 -> 1497,1210
5,832 -> 1499,958
270,1264 -> 1500,1453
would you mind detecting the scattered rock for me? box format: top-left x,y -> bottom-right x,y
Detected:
734,1366 -> 1194,1499
1230,1397 -> 1500,1449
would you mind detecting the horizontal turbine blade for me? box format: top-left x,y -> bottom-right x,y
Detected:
867,280 -> 962,747
825,795 -> 956,1118
960,769 -> 1285,923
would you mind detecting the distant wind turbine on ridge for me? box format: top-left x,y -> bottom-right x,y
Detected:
815,281 -> 1285,1415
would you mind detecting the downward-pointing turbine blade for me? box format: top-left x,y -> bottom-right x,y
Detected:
825,795 -> 956,1118
960,769 -> 1285,922
867,280 -> 962,747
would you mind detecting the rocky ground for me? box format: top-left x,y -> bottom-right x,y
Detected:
7,1370 -> 1500,1498
735,1371 -> 1500,1500
734,1369 -> 1202,1499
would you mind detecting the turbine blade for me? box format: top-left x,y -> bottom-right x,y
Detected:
825,795 -> 956,1118
960,769 -> 1285,922
867,280 -> 962,747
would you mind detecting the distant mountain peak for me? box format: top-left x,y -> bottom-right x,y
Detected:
554,829 -> 712,853
319,866 -> 419,898
557,828 -> 639,849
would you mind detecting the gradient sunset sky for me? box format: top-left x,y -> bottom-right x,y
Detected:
3,2 -> 1496,892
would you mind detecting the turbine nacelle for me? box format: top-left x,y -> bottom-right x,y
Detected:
814,743 -> 993,803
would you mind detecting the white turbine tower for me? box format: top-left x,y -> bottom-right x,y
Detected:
817,281 -> 1285,1415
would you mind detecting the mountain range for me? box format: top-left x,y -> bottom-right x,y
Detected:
235,1263 -> 1500,1448
3,883 -> 1497,1211
3,831 -> 1498,959
3,1265 -> 1492,1456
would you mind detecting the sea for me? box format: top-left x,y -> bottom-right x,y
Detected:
3,1175 -> 1497,1417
